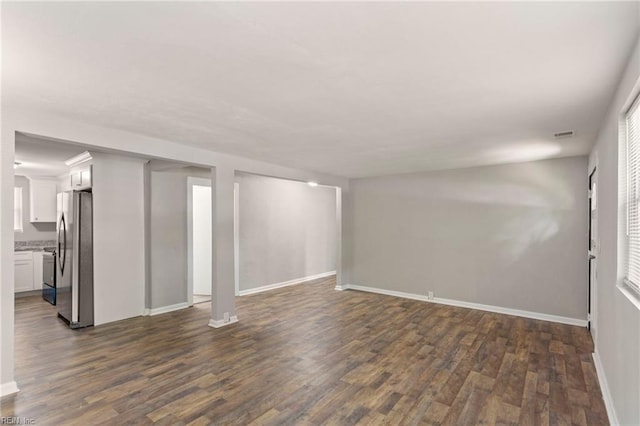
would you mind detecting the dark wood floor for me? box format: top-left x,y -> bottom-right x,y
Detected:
1,277 -> 607,425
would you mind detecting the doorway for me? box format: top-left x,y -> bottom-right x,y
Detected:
188,177 -> 212,305
588,167 -> 597,342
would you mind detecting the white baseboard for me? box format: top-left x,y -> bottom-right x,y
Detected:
208,315 -> 239,328
334,285 -> 347,291
143,302 -> 190,316
0,381 -> 19,397
592,351 -> 619,426
239,271 -> 336,296
341,284 -> 588,327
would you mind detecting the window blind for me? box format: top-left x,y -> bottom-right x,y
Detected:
14,187 -> 23,232
626,97 -> 640,291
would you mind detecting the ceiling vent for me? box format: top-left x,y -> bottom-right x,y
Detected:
554,130 -> 574,138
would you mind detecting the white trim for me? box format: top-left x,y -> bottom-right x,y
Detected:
341,284 -> 588,327
239,271 -> 337,296
588,164 -> 598,348
617,282 -> 640,311
208,315 -> 239,328
143,302 -> 190,316
592,351 -> 619,426
186,177 -> 194,306
187,176 -> 212,306
234,182 -> 240,296
64,151 -> 92,167
0,381 -> 19,397
334,285 -> 347,291
13,187 -> 23,232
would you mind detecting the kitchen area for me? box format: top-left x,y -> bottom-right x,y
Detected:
13,129 -> 230,335
14,134 -> 95,328
12,132 -> 182,330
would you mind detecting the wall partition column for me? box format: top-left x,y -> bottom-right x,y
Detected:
209,165 -> 237,327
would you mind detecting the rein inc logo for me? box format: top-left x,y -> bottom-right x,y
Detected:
0,418 -> 35,425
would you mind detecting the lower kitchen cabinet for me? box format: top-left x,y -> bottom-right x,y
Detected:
14,251 -> 45,293
14,252 -> 34,292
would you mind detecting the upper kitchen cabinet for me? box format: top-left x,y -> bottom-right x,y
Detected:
66,151 -> 93,190
28,178 -> 57,222
70,166 -> 92,189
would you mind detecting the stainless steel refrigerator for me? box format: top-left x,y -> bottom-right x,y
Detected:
56,190 -> 94,328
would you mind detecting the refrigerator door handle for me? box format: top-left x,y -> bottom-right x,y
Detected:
58,213 -> 66,275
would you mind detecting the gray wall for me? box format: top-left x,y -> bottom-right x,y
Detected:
149,167 -> 210,309
589,35 -> 640,425
349,156 -> 588,320
150,171 -> 338,305
13,176 -> 56,242
150,169 -> 188,309
91,153 -> 147,325
238,173 -> 337,291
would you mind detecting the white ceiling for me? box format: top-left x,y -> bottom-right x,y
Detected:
3,2 -> 638,178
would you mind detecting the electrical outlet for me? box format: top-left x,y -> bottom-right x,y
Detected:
428,291 -> 434,300
224,312 -> 230,322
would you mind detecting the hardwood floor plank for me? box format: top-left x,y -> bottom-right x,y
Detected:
378,391 -> 403,415
1,277 -> 607,425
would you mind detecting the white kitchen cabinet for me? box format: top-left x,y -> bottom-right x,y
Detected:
70,166 -> 92,189
70,172 -> 80,188
14,252 -> 34,292
81,168 -> 92,186
32,251 -> 44,290
28,178 -> 57,222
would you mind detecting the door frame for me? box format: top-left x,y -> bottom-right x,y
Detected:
234,182 -> 240,296
588,165 -> 598,344
187,177 -> 212,306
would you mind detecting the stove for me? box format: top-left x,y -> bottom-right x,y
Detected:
42,251 -> 56,305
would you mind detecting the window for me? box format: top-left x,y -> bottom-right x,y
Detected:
14,187 -> 23,232
624,95 -> 640,294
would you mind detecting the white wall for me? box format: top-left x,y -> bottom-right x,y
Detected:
91,153 -> 146,325
348,156 -> 588,321
589,35 -> 640,425
13,176 -> 57,242
237,173 -> 337,291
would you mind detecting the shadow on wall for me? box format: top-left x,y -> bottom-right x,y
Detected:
495,209 -> 560,263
